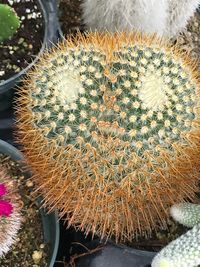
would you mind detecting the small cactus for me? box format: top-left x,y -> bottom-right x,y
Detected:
0,169 -> 22,257
0,4 -> 20,42
151,224 -> 200,267
152,203 -> 200,267
16,32 -> 200,242
81,0 -> 200,37
170,203 -> 200,228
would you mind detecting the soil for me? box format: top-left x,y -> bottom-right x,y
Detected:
0,154 -> 49,267
125,219 -> 188,252
58,0 -> 83,35
0,0 -> 44,83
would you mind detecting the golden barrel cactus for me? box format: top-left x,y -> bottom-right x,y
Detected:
16,32 -> 200,242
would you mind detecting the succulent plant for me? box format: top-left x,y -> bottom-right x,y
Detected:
170,203 -> 200,228
82,0 -> 168,35
81,0 -> 200,37
16,32 -> 200,242
152,203 -> 200,267
0,4 -> 20,43
0,169 -> 22,257
167,0 -> 200,37
151,224 -> 200,267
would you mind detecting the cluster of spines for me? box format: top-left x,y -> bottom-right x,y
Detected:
16,32 -> 200,242
29,43 -> 197,151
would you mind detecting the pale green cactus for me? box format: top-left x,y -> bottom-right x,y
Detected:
0,4 -> 20,42
151,224 -> 200,267
16,32 -> 200,242
171,203 -> 200,228
152,203 -> 200,267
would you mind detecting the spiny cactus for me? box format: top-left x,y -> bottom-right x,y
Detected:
81,0 -> 168,35
0,169 -> 22,257
16,32 -> 200,242
170,203 -> 200,228
81,0 -> 200,37
0,4 -> 20,42
151,224 -> 200,267
152,203 -> 200,267
167,0 -> 200,37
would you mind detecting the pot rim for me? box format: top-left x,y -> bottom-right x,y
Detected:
0,139 -> 60,267
0,0 -> 48,93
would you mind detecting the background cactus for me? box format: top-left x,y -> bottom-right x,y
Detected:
171,203 -> 200,228
152,203 -> 200,267
81,0 -> 200,37
167,0 -> 200,37
16,32 -> 200,242
0,4 -> 20,42
0,169 -> 22,257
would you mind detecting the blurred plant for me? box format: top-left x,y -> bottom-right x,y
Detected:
81,0 -> 200,37
171,203 -> 200,227
152,203 -> 200,267
16,32 -> 200,242
0,4 -> 20,43
0,169 -> 22,257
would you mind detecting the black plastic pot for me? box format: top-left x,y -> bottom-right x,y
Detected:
42,0 -> 61,45
0,139 -> 60,267
0,0 -> 59,113
74,239 -> 156,267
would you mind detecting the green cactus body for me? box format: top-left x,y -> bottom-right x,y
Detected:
151,224 -> 200,267
16,32 -> 200,242
0,4 -> 20,42
170,203 -> 200,228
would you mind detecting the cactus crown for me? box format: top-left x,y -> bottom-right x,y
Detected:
16,32 -> 200,242
0,169 -> 22,257
0,4 -> 20,42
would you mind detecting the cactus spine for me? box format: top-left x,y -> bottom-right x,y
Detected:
81,0 -> 200,37
16,32 -> 200,242
0,4 -> 20,42
0,169 -> 22,257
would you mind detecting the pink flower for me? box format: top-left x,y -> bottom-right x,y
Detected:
0,200 -> 13,217
0,184 -> 6,197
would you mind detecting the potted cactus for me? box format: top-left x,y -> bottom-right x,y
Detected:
0,4 -> 20,43
0,0 -> 59,114
0,168 -> 22,258
81,0 -> 200,36
15,31 -> 200,266
0,139 -> 59,267
58,0 -> 200,38
152,203 -> 200,267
